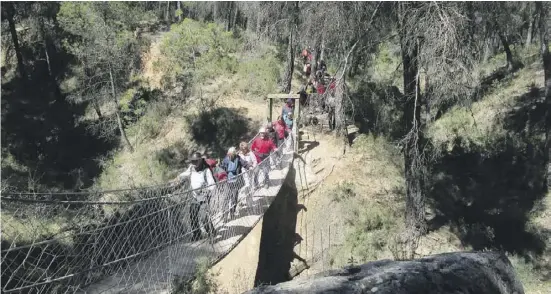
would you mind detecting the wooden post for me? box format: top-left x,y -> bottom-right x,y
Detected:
294,99 -> 301,152
266,97 -> 273,123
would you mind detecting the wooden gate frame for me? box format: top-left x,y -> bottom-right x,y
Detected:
266,93 -> 301,152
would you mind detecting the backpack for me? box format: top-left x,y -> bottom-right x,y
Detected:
225,156 -> 242,182
204,158 -> 227,182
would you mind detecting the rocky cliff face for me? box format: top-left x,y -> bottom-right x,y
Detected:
245,251 -> 525,294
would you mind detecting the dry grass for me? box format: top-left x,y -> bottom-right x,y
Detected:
141,37 -> 164,90
292,132 -> 406,274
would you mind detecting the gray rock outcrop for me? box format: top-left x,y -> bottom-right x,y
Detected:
245,251 -> 524,294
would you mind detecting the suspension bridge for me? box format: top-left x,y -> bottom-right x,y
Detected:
1,130 -> 296,293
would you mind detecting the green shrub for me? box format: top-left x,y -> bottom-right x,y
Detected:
343,199 -> 399,262
124,98 -> 173,143
368,41 -> 402,89
329,182 -> 401,264
234,42 -> 281,97
349,79 -> 405,138
172,257 -> 219,294
119,85 -> 164,125
96,147 -> 171,191
186,107 -> 252,157
159,19 -> 238,90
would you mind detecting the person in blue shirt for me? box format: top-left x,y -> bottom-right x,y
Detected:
281,98 -> 294,120
221,147 -> 245,219
283,112 -> 294,130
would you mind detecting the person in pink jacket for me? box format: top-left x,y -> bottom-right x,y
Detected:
273,116 -> 290,146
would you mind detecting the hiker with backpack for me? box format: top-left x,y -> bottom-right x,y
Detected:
304,62 -> 312,77
265,122 -> 278,146
251,127 -> 278,189
205,158 -> 228,182
316,79 -> 326,95
274,116 -> 290,143
273,116 -> 291,162
171,152 -> 217,242
301,48 -> 312,64
281,98 -> 294,121
221,147 -> 245,219
318,60 -> 327,73
266,121 -> 285,169
238,141 -> 258,207
283,112 -> 294,130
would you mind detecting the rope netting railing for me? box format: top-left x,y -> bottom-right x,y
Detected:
1,133 -> 295,294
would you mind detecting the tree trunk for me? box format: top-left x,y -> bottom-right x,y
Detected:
498,32 -> 515,71
526,3 -> 535,47
482,37 -> 492,63
424,69 -> 431,124
177,1 -> 182,22
226,2 -> 233,31
38,16 -> 65,102
43,42 -> 52,77
310,36 -> 322,80
320,33 -> 326,61
39,17 -> 53,79
401,31 -> 426,259
536,1 -> 551,190
213,3 -> 219,22
109,65 -> 134,152
232,3 -> 239,30
165,1 -> 170,24
158,2 -> 163,20
282,28 -> 294,93
4,3 -> 26,79
334,80 -> 347,138
93,100 -> 103,119
256,14 -> 261,34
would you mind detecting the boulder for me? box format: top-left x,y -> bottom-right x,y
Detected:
245,251 -> 524,294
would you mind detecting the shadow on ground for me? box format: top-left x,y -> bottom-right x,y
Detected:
298,141 -> 320,154
428,86 -> 550,264
1,64 -> 117,191
185,107 -> 256,158
254,165 -> 303,286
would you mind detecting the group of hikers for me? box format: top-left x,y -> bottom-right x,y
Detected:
299,47 -> 337,128
300,47 -> 336,95
165,46 -> 333,243
169,100 -> 296,242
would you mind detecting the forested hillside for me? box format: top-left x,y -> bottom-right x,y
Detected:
1,1 -> 550,293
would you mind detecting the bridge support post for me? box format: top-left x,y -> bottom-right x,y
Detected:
266,98 -> 273,123
294,100 -> 300,152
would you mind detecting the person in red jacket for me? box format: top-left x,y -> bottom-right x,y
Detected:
273,116 -> 290,145
301,48 -> 312,64
316,81 -> 326,94
251,127 -> 277,188
251,127 -> 277,163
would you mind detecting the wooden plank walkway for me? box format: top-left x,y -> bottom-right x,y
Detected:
81,151 -> 294,294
